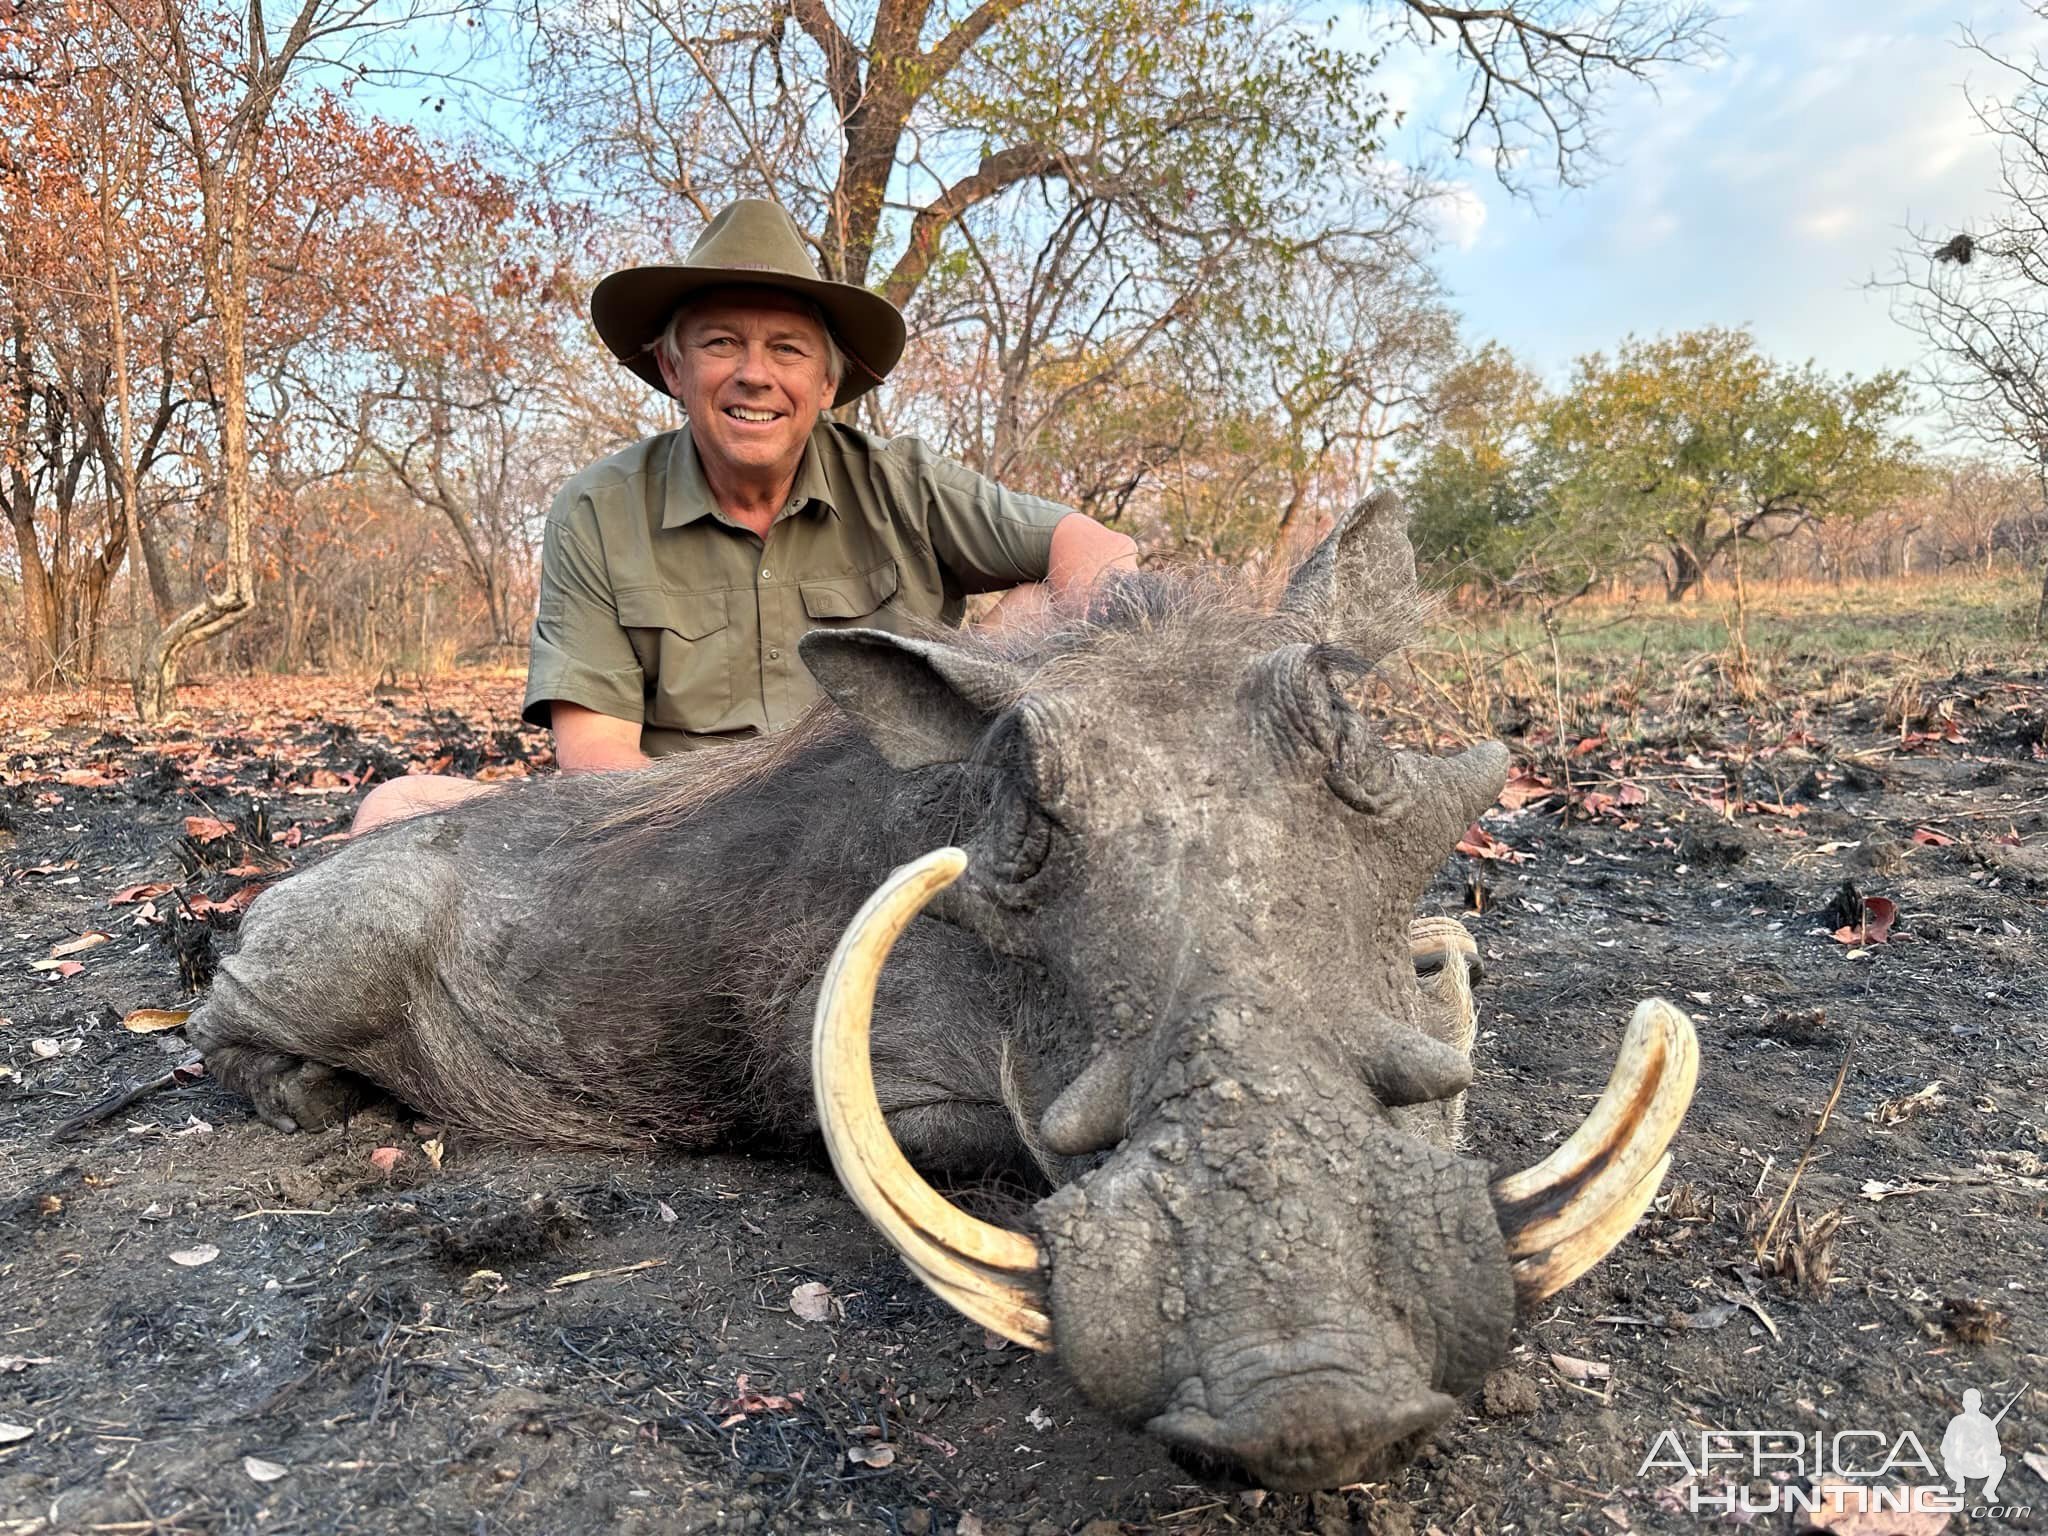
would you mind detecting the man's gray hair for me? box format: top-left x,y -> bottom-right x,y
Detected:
657,293 -> 846,392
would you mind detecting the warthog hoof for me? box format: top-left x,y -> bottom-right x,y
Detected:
202,1042 -> 375,1133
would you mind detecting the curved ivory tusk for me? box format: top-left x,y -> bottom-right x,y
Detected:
812,847 -> 1053,1351
1490,998 -> 1699,1306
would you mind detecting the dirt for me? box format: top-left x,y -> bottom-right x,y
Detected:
0,668 -> 2044,1535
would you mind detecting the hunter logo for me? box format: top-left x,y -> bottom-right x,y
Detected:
1639,1387 -> 2033,1520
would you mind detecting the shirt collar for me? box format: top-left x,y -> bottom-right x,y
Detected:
662,423 -> 840,531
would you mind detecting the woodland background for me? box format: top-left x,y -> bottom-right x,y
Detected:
3,0 -> 2047,718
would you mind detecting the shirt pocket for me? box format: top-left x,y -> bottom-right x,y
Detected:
798,559 -> 901,626
615,587 -> 735,731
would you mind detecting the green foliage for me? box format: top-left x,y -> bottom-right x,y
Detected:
1402,330 -> 1921,602
1546,327 -> 1918,598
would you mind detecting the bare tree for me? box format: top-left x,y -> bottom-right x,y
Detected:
1882,5 -> 2048,632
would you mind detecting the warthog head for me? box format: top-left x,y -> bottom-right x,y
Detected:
798,492 -> 1695,1491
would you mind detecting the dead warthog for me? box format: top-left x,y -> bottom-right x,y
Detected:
189,491 -> 1696,1492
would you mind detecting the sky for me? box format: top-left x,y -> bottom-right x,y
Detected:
1352,0 -> 2048,385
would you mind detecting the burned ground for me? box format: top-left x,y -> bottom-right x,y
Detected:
0,659 -> 2043,1535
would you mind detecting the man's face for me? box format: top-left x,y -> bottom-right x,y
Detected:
658,288 -> 837,487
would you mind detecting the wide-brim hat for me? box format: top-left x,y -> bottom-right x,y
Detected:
590,200 -> 907,408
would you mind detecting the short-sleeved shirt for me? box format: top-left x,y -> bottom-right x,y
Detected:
522,421 -> 1074,755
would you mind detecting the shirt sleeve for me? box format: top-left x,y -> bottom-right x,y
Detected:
919,452 -> 1075,593
521,488 -> 647,729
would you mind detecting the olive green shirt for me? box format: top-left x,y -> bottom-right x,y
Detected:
522,422 -> 1073,754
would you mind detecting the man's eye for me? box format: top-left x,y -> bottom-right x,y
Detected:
700,337 -> 738,352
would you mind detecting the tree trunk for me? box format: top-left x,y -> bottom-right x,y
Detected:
135,165 -> 256,721
2033,550 -> 2048,639
1663,542 -> 1706,603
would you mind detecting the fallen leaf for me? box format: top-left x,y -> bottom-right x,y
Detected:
1860,1179 -> 1937,1202
30,1038 -> 62,1058
183,816 -> 234,842
57,767 -> 119,787
1802,1477 -> 1950,1534
1910,827 -> 1956,847
1498,768 -> 1556,810
790,1281 -> 834,1322
368,1146 -> 407,1175
1457,823 -> 1529,864
169,1244 -> 220,1267
110,882 -> 175,905
48,931 -> 111,958
421,1137 -> 444,1170
2025,1449 -> 2048,1485
0,1423 -> 32,1446
122,1008 -> 192,1034
1549,1352 -> 1611,1383
958,1516 -> 986,1536
22,861 -> 77,876
1833,896 -> 1897,946
242,1456 -> 289,1483
0,1356 -> 53,1372
846,1443 -> 895,1467
1601,1505 -> 1630,1531
1025,1404 -> 1055,1431
1666,1300 -> 1740,1331
28,959 -> 85,976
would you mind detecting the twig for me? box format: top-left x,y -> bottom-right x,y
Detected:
1753,1037 -> 1855,1264
50,1056 -> 206,1142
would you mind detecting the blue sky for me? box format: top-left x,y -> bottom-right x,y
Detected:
1355,0 -> 2048,385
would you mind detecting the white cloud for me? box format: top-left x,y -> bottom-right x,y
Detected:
1430,180 -> 1488,252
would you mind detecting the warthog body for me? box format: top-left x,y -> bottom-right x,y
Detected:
191,494 -> 1691,1491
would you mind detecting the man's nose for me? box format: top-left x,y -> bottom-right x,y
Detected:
733,342 -> 774,386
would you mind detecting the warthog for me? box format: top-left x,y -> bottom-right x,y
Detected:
189,491 -> 1696,1492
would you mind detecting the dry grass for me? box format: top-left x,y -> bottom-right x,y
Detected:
1395,568 -> 2046,747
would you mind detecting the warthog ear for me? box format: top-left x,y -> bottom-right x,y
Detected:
800,629 -> 1025,768
1281,486 -> 1423,661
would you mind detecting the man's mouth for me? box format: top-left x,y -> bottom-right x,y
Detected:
724,406 -> 782,423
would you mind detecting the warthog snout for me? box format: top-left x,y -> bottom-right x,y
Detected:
813,849 -> 1699,1490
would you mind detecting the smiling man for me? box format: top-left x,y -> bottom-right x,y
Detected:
526,199 -> 1137,773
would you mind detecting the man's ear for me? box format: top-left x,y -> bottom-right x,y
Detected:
799,629 -> 1025,768
1280,486 -> 1423,662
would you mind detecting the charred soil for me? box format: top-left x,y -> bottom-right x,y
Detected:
0,669 -> 2042,1535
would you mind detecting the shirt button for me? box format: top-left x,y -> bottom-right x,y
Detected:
768,648 -> 781,661
760,567 -> 771,579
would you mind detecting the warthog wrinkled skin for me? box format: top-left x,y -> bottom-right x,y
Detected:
190,492 -> 1521,1491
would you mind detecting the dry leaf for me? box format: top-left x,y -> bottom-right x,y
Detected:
421,1137 -> 444,1170
368,1147 -> 406,1175
242,1456 -> 289,1483
183,815 -> 234,842
29,959 -> 84,977
29,1038 -> 62,1058
0,1357 -> 53,1372
790,1281 -> 834,1322
48,931 -> 110,958
1832,895 -> 1898,946
1549,1352 -> 1611,1383
123,1008 -> 192,1034
109,882 -> 175,905
169,1244 -> 220,1267
1802,1477 -> 1950,1534
1860,1179 -> 1937,1202
0,1423 -> 32,1446
846,1442 -> 895,1468
957,1517 -> 986,1536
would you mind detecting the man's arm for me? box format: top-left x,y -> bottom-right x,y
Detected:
1047,512 -> 1138,598
553,703 -> 651,774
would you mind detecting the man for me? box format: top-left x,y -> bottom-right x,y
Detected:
355,199 -> 1134,828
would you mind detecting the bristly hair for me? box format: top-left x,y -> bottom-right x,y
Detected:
573,558 -> 1398,843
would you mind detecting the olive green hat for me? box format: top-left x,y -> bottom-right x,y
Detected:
590,200 -> 906,408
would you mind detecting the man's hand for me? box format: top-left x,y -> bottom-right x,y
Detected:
553,702 -> 651,774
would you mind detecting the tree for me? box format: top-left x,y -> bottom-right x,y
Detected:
1882,4 -> 2048,632
1545,328 -> 1917,601
513,0 -> 1711,536
1400,343 -> 1598,600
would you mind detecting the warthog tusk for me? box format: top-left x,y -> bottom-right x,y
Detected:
1489,998 -> 1699,1306
813,847 -> 1053,1351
